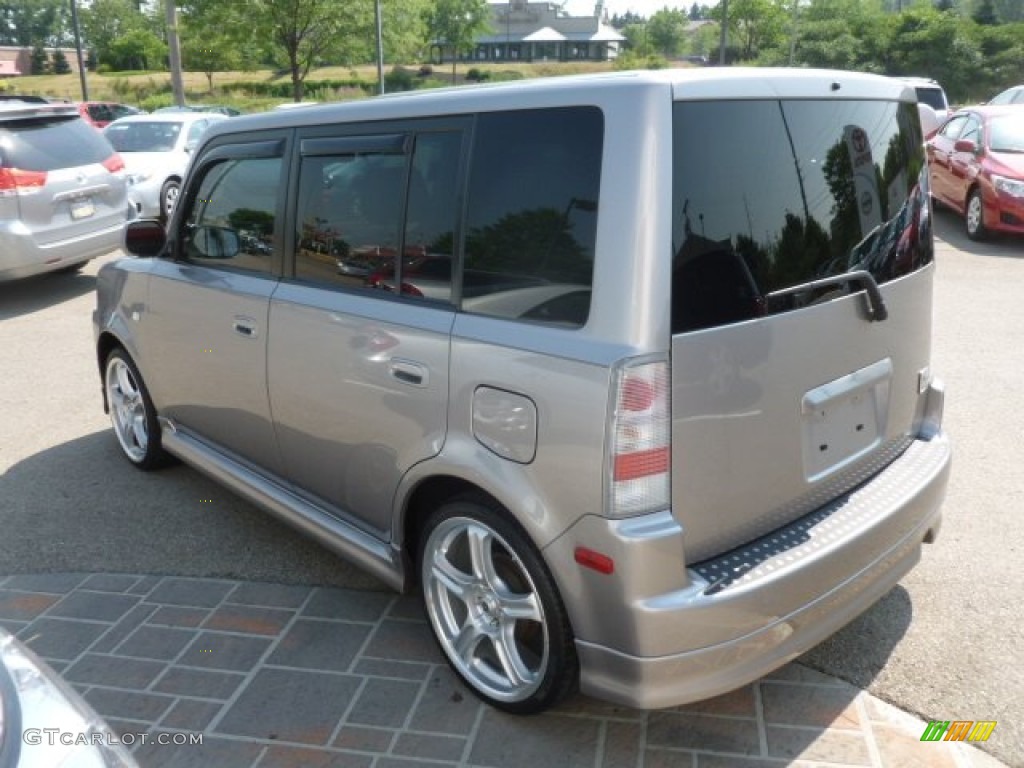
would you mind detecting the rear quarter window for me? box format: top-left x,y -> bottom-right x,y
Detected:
672,99 -> 932,333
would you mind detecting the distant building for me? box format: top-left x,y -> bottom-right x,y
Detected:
0,46 -> 84,77
433,1 -> 625,64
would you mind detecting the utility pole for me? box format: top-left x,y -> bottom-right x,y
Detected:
788,0 -> 798,65
165,0 -> 186,107
375,0 -> 384,95
718,0 -> 728,65
69,0 -> 88,100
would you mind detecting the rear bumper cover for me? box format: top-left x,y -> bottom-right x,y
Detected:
548,432 -> 950,709
0,220 -> 124,281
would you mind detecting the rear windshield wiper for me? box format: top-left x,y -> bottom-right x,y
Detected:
765,270 -> 889,322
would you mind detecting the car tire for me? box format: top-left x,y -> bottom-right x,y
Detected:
104,348 -> 173,470
965,188 -> 987,241
160,179 -> 180,223
418,496 -> 578,714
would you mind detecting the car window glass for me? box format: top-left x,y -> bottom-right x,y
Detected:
0,116 -> 112,169
187,120 -> 208,143
105,121 -> 182,152
938,115 -> 966,140
960,117 -> 981,144
179,156 -> 280,274
295,151 -> 406,289
673,99 -> 932,333
989,115 -> 1024,153
462,107 -> 602,328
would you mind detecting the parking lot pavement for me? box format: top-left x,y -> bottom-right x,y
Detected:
0,573 -> 1009,768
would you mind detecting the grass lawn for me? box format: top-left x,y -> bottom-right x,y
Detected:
2,61 -> 618,113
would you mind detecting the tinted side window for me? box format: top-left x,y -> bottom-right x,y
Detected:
960,116 -> 982,145
0,116 -> 113,169
180,157 -> 280,275
293,131 -> 461,301
462,107 -> 602,327
673,99 -> 932,333
939,115 -> 967,140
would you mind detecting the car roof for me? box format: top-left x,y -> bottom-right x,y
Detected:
949,104 -> 1024,120
204,68 -> 914,143
0,102 -> 80,122
106,112 -> 228,125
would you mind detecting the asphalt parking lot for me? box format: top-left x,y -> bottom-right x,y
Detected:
0,208 -> 1021,766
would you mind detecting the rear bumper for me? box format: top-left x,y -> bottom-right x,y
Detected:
547,432 -> 950,710
0,220 -> 125,281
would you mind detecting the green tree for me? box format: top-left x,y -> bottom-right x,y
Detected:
108,28 -> 166,70
0,0 -> 68,46
426,0 -> 492,84
30,43 -> 48,74
712,0 -> 787,61
647,8 -> 687,56
381,0 -> 431,65
256,0 -> 374,101
971,0 -> 998,24
81,0 -> 152,68
181,31 -> 241,92
52,47 -> 70,74
621,22 -> 652,55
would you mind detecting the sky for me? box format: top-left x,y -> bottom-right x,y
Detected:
561,0 -> 718,19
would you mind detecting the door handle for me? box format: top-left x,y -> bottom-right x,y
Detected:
389,359 -> 428,387
232,316 -> 258,338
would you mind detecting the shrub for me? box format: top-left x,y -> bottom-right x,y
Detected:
385,66 -> 415,92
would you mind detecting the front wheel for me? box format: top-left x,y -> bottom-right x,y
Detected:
104,348 -> 172,470
966,188 -> 987,241
419,498 -> 578,714
160,179 -> 180,223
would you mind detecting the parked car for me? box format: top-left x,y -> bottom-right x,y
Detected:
898,76 -> 951,122
0,101 -> 128,281
152,104 -> 242,116
926,105 -> 1024,239
95,68 -> 950,715
78,101 -> 143,129
0,629 -> 138,767
988,84 -> 1024,106
103,112 -> 228,221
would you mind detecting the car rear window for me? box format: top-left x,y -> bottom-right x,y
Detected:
672,98 -> 932,333
914,87 -> 946,112
0,115 -> 113,170
104,121 -> 183,152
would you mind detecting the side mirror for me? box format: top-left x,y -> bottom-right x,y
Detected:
123,219 -> 167,257
953,138 -> 978,154
189,225 -> 240,259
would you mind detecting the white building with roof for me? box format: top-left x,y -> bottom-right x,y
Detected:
434,1 -> 625,64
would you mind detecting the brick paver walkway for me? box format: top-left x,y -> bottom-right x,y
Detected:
0,573 -> 1009,768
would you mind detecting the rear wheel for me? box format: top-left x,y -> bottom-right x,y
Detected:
104,348 -> 173,470
419,497 -> 577,714
965,188 -> 987,241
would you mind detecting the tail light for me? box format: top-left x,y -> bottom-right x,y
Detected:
606,357 -> 671,517
102,153 -> 126,174
0,167 -> 47,197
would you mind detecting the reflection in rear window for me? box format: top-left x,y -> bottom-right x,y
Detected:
0,116 -> 113,170
672,99 -> 932,333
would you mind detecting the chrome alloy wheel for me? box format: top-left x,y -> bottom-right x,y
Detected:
422,516 -> 549,703
105,355 -> 149,463
163,182 -> 179,218
966,192 -> 983,238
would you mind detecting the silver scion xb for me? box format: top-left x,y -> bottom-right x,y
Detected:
93,68 -> 951,714
1,101 -> 128,281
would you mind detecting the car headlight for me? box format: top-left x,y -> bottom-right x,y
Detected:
992,174 -> 1024,198
0,631 -> 138,767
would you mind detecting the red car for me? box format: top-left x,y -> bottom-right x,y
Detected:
77,101 -> 142,129
926,106 -> 1024,240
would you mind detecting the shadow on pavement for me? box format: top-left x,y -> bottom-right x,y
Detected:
0,429 -> 387,591
0,268 -> 98,321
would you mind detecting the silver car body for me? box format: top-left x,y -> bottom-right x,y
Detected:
94,69 -> 950,710
103,112 -> 227,219
0,102 -> 128,281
